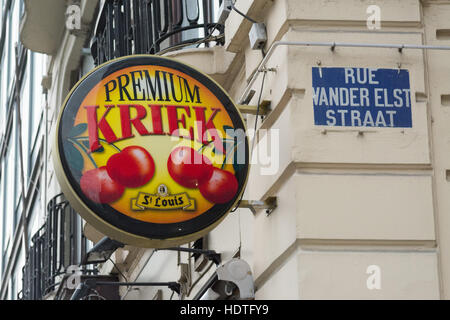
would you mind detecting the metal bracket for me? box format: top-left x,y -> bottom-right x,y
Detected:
237,100 -> 271,115
238,196 -> 277,215
81,236 -> 125,265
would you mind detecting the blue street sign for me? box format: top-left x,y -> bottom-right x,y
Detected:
312,67 -> 412,128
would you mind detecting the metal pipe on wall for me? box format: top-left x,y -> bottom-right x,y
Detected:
239,40 -> 450,104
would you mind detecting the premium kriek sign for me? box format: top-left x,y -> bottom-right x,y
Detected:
53,55 -> 249,248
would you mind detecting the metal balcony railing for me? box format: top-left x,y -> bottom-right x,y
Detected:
90,0 -> 224,66
20,194 -> 95,300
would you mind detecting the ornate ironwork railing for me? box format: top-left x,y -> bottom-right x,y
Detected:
20,194 -> 95,300
90,0 -> 224,66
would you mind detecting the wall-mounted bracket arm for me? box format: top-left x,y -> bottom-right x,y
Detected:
237,100 -> 271,115
238,196 -> 277,215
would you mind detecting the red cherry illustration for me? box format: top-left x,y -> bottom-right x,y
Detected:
167,146 -> 213,188
80,166 -> 125,204
199,167 -> 238,204
106,146 -> 155,188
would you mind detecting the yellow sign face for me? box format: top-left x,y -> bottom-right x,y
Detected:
53,55 -> 249,248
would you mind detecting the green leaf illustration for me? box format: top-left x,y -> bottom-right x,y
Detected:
230,139 -> 245,174
63,141 -> 84,174
71,170 -> 82,182
72,137 -> 104,153
68,123 -> 88,138
81,140 -> 91,150
223,125 -> 234,137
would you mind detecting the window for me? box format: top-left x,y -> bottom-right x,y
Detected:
13,115 -> 20,229
30,52 -> 46,145
13,246 -> 24,299
21,63 -> 30,181
0,7 -> 10,127
0,159 -> 6,275
5,120 -> 16,240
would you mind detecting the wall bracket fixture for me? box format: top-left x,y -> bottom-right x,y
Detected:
239,196 -> 277,215
81,236 -> 125,265
238,100 -> 271,115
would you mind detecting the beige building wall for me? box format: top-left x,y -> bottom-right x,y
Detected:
163,0 -> 446,300
38,0 -> 450,300
423,1 -> 450,300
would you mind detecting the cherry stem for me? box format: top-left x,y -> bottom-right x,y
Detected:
221,148 -> 234,169
197,139 -> 215,152
72,136 -> 122,152
198,138 -> 236,153
221,141 -> 243,170
67,138 -> 98,169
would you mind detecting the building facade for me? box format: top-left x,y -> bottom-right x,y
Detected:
0,0 -> 51,300
1,0 -> 450,300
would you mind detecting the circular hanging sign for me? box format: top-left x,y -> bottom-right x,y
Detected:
53,55 -> 249,248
